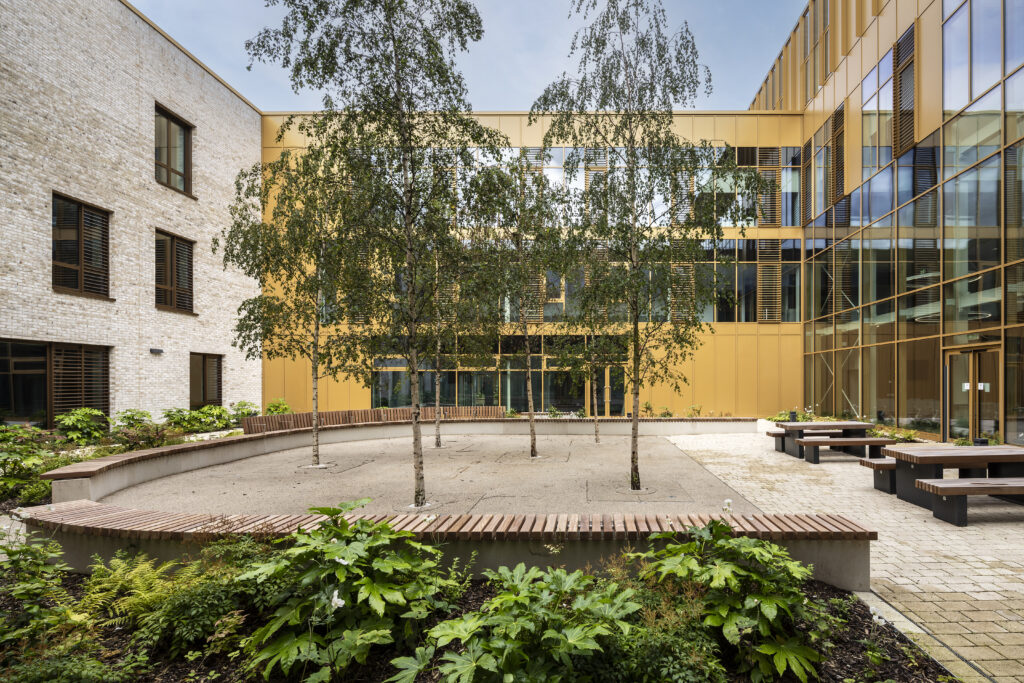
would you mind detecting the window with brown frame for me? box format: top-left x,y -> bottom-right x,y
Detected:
155,106 -> 192,194
52,194 -> 110,298
189,353 -> 222,408
155,231 -> 194,313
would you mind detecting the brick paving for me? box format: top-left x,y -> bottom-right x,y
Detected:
668,426 -> 1024,683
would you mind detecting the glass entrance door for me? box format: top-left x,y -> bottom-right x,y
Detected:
945,347 -> 1001,442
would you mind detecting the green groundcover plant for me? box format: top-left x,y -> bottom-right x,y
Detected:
0,501 -> 880,683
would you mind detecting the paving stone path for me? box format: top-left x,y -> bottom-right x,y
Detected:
669,425 -> 1024,683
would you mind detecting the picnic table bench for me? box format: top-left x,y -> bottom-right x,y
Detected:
916,478 -> 1024,526
883,445 -> 1024,510
860,457 -> 897,493
767,429 -> 843,451
774,421 -> 873,459
795,437 -> 897,463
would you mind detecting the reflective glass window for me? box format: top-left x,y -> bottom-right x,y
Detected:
897,190 -> 941,292
866,166 -> 894,223
1008,0 -> 1024,73
1008,68 -> 1024,144
943,270 -> 1002,333
863,344 -> 895,425
1009,141 -> 1024,261
897,338 -> 941,433
812,352 -> 835,416
971,0 -> 1001,98
898,287 -> 941,338
782,263 -> 801,322
861,224 -> 894,302
864,300 -> 896,344
943,5 -> 969,115
836,348 -> 860,419
1009,263 -> 1024,323
943,154 -> 1001,279
1008,326 -> 1024,445
943,85 -> 1002,178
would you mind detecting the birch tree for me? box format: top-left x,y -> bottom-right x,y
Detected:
531,0 -> 769,489
248,0 -> 502,507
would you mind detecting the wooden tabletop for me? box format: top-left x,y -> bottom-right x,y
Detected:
775,421 -> 873,431
883,444 -> 1024,466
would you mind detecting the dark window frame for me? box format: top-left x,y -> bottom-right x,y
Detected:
154,104 -> 194,197
155,229 -> 196,314
51,193 -> 112,300
190,353 -> 222,408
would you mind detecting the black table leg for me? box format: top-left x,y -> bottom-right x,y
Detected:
895,461 -> 942,509
841,428 -> 867,456
932,495 -> 968,526
785,430 -> 804,459
958,467 -> 987,478
773,434 -> 785,452
805,444 -> 820,464
987,463 -> 1024,505
873,469 -> 896,494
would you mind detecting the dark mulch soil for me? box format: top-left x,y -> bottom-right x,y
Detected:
5,574 -> 954,682
805,580 -> 954,683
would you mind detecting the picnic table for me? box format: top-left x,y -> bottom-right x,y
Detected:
882,444 -> 1024,509
774,421 -> 873,459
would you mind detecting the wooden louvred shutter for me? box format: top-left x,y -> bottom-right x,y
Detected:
174,238 -> 193,312
81,207 -> 110,297
52,197 -> 81,291
52,344 -> 110,418
204,355 -> 222,406
756,239 -> 782,322
1008,146 -> 1024,262
586,244 -> 609,321
155,232 -> 172,307
893,25 -> 915,158
758,168 -> 781,227
669,263 -> 695,323
801,141 -> 812,225
521,272 -> 546,324
830,103 -> 845,205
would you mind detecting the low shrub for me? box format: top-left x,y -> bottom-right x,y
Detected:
0,531 -> 78,655
546,405 -> 562,418
634,520 -> 836,682
575,407 -> 588,418
112,409 -> 153,430
504,408 -> 520,418
264,398 -> 292,415
239,499 -> 460,682
393,564 -> 641,682
229,400 -> 260,426
868,427 -> 917,443
54,408 -> 109,445
161,405 -> 232,433
659,407 -> 674,418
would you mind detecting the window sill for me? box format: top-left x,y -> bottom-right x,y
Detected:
156,179 -> 198,201
156,304 -> 199,317
52,287 -> 115,303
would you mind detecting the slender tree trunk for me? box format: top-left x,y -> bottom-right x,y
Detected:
434,325 -> 442,448
524,319 -> 537,458
630,316 -> 641,490
311,319 -> 320,467
411,349 -> 425,507
592,364 -> 600,444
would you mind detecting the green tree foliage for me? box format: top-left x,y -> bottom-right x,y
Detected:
246,0 -> 504,505
531,0 -> 771,489
468,148 -> 573,457
219,128 -> 362,468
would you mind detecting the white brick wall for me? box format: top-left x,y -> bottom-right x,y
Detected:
0,0 -> 262,418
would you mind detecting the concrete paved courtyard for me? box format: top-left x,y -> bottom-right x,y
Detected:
102,434 -> 757,516
102,427 -> 1024,680
669,425 -> 1024,683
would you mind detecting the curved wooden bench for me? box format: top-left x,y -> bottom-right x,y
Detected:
860,457 -> 897,494
18,500 -> 876,590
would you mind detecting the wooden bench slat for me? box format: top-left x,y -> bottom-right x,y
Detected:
916,478 -> 1024,496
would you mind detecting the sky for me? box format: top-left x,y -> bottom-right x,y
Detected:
130,0 -> 807,112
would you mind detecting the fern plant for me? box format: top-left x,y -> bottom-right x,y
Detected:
80,553 -> 201,629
